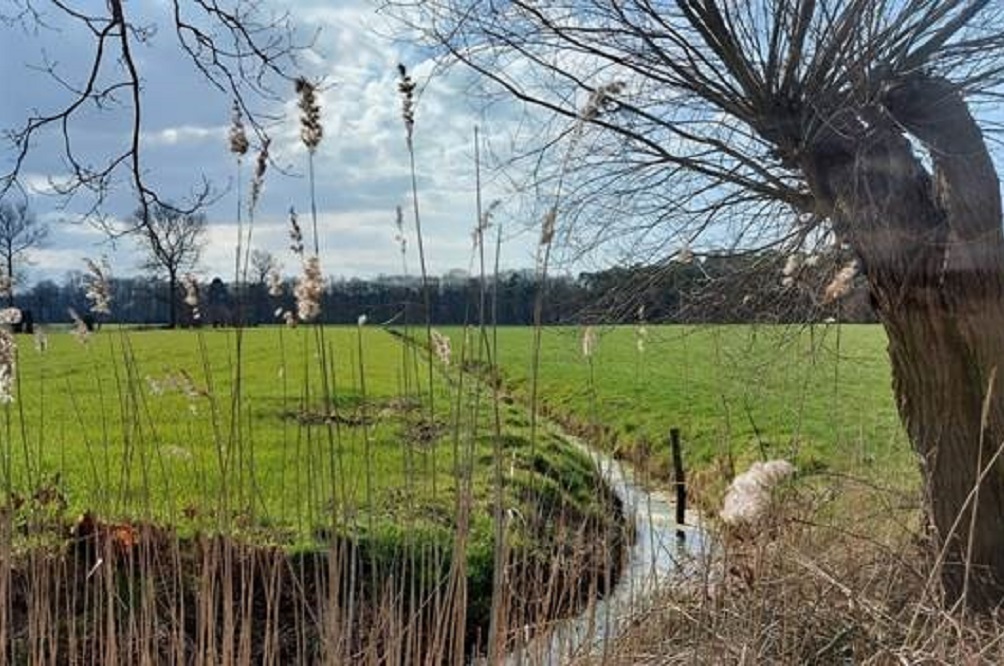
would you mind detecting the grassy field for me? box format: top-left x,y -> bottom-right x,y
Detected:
6,325 -> 611,546
3,320 -> 932,662
7,322 -> 917,526
451,323 -> 917,498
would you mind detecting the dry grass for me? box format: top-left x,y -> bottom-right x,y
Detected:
572,474 -> 1004,665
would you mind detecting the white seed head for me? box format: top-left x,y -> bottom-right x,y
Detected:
540,207 -> 557,246
248,137 -> 271,214
83,258 -> 112,316
720,459 -> 796,528
228,100 -> 249,157
824,259 -> 859,303
782,254 -> 801,278
581,326 -> 597,359
0,308 -> 22,325
581,80 -> 625,121
295,77 -> 324,152
294,255 -> 323,322
0,329 -> 16,403
182,273 -> 199,308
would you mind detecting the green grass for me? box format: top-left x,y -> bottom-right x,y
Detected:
3,320 -> 923,660
5,324 -> 610,549
6,321 -> 920,543
451,323 -> 917,492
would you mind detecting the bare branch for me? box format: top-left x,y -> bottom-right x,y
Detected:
0,0 -> 307,232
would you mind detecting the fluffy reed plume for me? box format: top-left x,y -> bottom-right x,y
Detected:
540,207 -> 557,246
397,63 -> 416,147
266,268 -> 283,297
228,100 -> 249,157
581,325 -> 597,359
283,310 -> 297,328
635,305 -> 647,354
720,459 -> 796,527
295,77 -> 323,152
0,329 -> 15,403
780,253 -> 801,288
430,329 -> 451,366
782,254 -> 801,277
357,314 -> 367,327
67,308 -> 89,344
33,329 -> 47,353
294,80 -> 325,255
288,207 -> 304,256
473,199 -> 501,249
83,257 -> 112,315
294,255 -> 323,322
675,242 -> 694,264
230,101 -> 249,288
0,308 -> 21,325
393,205 -> 407,257
182,273 -> 200,320
249,136 -> 271,213
824,259 -> 859,303
580,80 -> 625,121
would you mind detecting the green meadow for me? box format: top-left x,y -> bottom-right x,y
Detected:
3,320 -> 924,660
7,325 -> 608,548
451,323 -> 917,493
7,322 -> 919,531
5,323 -> 629,659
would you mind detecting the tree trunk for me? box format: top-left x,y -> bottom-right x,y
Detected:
168,272 -> 177,329
5,254 -> 13,308
803,76 -> 1004,608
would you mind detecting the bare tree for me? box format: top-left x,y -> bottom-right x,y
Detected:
250,248 -> 279,286
402,0 -> 1004,608
134,203 -> 207,328
0,200 -> 47,306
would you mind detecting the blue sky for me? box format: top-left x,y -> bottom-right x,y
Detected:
0,0 -> 543,286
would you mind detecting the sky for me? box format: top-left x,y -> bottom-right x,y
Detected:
0,0 -> 545,286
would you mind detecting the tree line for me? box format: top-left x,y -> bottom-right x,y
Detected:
15,249 -> 874,328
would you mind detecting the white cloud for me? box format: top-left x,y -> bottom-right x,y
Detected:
142,125 -> 226,147
21,173 -> 75,196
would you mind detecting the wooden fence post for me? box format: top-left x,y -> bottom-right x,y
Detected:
670,427 -> 686,540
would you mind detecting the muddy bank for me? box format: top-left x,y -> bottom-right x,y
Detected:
2,470 -> 628,663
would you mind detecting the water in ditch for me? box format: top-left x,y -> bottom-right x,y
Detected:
503,439 -> 709,665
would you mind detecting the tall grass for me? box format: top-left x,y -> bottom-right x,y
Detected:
0,71 -> 628,666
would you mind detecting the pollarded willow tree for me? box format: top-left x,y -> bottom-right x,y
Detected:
400,0 -> 1004,608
